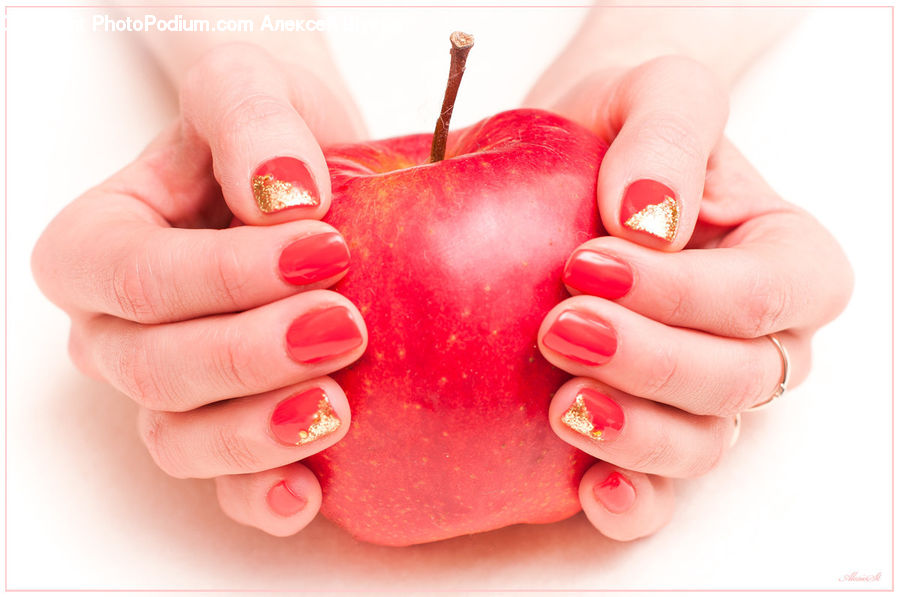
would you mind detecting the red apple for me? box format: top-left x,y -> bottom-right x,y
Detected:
305,107 -> 608,545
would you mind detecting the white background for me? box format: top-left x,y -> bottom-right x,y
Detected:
2,3 -> 893,592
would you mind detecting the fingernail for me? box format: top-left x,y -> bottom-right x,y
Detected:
730,413 -> 742,448
593,471 -> 636,514
564,250 -> 633,299
620,179 -> 680,242
266,480 -> 308,517
561,388 -> 624,442
279,232 -> 350,286
252,156 -> 320,213
541,309 -> 617,366
270,387 -> 341,446
286,305 -> 363,364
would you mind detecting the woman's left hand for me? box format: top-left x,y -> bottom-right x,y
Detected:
533,58 -> 854,541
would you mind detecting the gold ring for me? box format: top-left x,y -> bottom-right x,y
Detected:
747,334 -> 791,412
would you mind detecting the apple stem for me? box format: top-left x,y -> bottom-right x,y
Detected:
429,31 -> 474,163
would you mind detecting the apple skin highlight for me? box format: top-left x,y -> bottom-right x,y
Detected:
306,109 -> 608,546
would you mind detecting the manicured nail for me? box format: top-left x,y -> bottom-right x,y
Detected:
542,309 -> 617,366
286,305 -> 363,364
252,156 -> 320,213
620,179 -> 680,242
593,471 -> 636,514
270,387 -> 341,446
561,388 -> 624,442
279,232 -> 350,286
266,480 -> 308,517
564,249 -> 633,299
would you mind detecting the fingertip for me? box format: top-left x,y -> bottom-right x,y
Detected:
597,166 -> 696,253
276,222 -> 351,290
216,462 -> 322,537
179,45 -> 333,226
249,150 -> 332,223
548,377 -> 625,454
563,238 -> 636,300
268,376 -> 352,452
579,462 -> 675,542
265,463 -> 323,523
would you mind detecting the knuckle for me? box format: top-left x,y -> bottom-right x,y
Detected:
731,272 -> 790,338
209,243 -> 248,309
181,43 -> 282,126
630,433 -> 676,473
640,341 -> 680,398
718,347 -> 770,415
636,112 -> 706,166
110,250 -> 166,323
211,328 -> 264,394
656,275 -> 692,325
219,93 -> 296,136
138,409 -> 188,478
116,338 -> 178,410
212,427 -> 263,472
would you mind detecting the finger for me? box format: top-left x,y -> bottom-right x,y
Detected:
33,193 -> 350,323
180,42 -> 333,224
86,289 -> 367,412
595,56 -> 728,250
579,462 -> 675,542
137,377 -> 349,479
560,209 -> 852,338
215,461 -> 321,537
548,378 -> 735,478
538,296 -> 811,416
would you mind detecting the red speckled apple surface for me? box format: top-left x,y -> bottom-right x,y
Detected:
306,109 -> 608,545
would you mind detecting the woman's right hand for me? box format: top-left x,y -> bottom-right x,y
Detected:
32,43 -> 368,536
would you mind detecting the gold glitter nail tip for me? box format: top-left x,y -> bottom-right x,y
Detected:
270,389 -> 342,447
295,398 -> 341,445
622,180 -> 680,242
251,157 -> 320,214
560,389 -> 624,442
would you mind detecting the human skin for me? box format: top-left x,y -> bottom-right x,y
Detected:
31,32 -> 373,536
523,7 -> 853,540
30,6 -> 852,542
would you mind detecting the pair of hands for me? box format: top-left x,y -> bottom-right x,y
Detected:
32,43 -> 852,541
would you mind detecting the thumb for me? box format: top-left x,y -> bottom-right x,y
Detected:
596,56 -> 728,250
179,42 -> 337,225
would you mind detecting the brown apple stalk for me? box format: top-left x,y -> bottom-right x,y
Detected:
429,31 -> 474,163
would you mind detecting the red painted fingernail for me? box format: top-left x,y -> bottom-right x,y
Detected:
620,179 -> 680,242
593,471 -> 636,514
561,387 -> 624,442
286,305 -> 363,364
542,309 -> 617,366
252,156 -> 320,213
279,233 -> 350,286
270,387 -> 341,446
564,250 -> 633,299
266,480 -> 308,517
